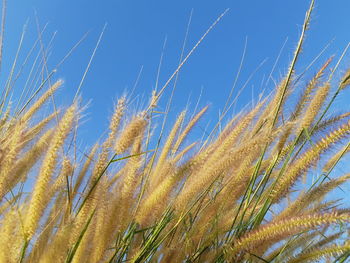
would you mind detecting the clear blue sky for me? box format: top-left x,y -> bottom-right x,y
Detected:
3,0 -> 350,148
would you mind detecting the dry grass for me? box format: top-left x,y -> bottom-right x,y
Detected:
1,0 -> 350,262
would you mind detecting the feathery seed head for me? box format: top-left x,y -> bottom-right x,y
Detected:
114,114 -> 147,154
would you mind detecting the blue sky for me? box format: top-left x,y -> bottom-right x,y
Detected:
3,0 -> 350,148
